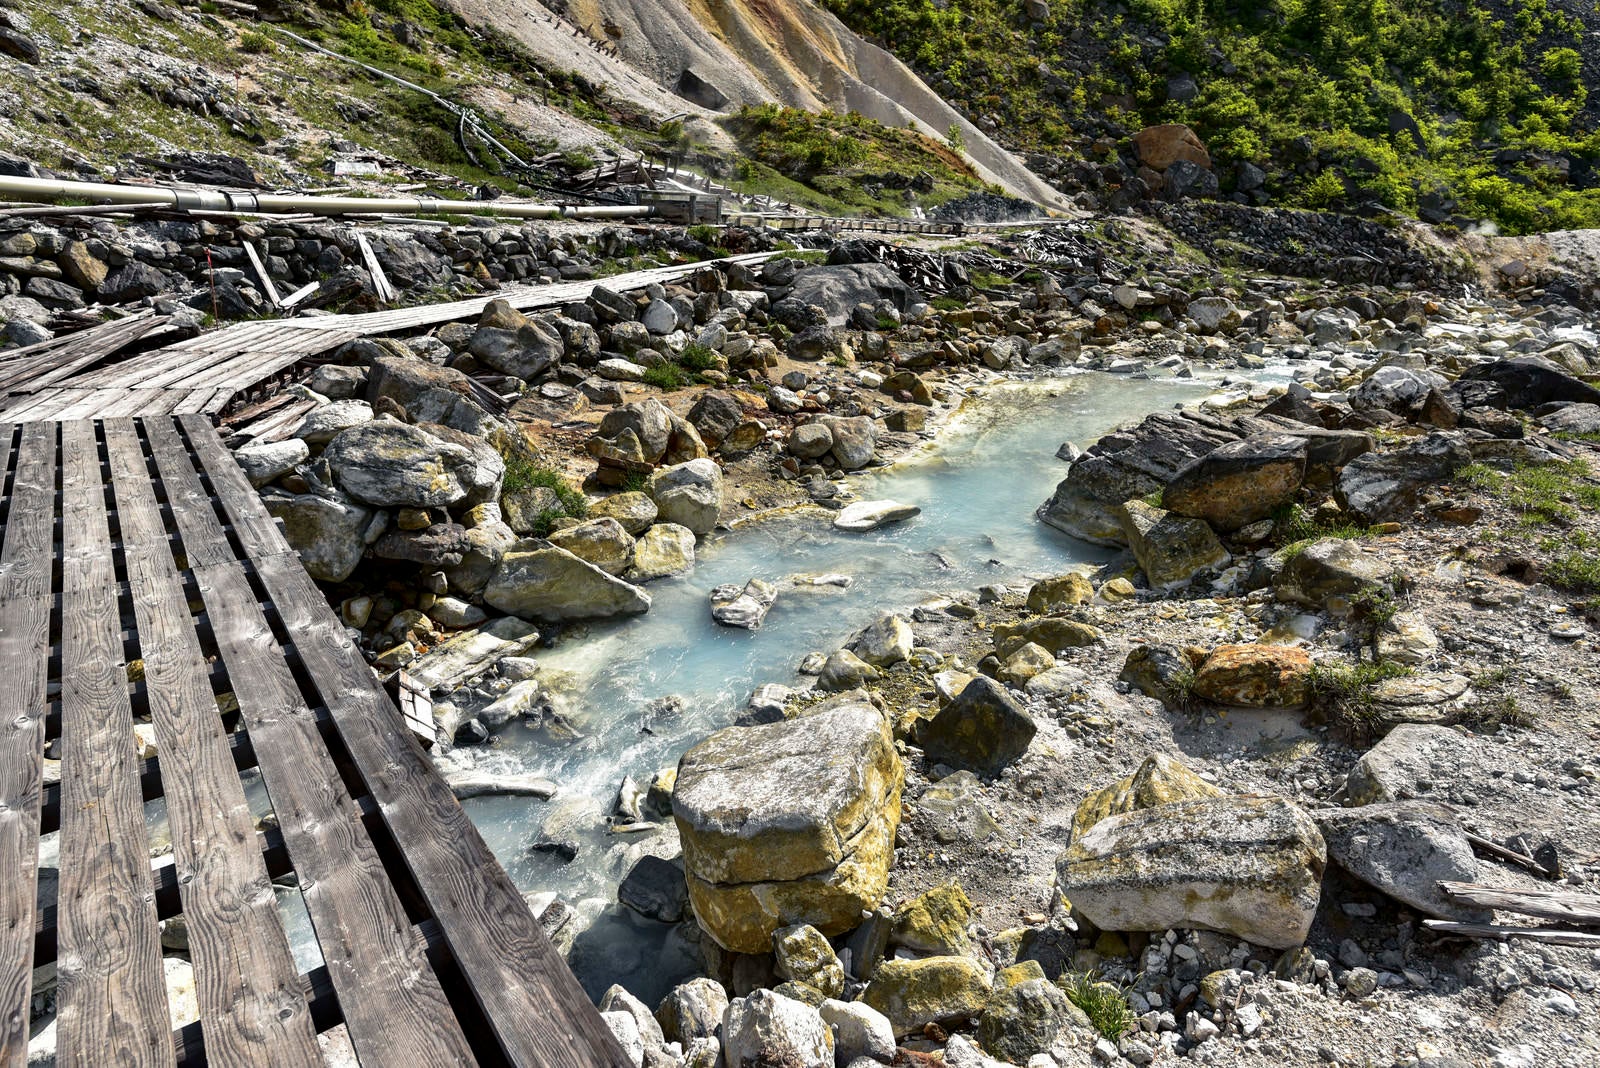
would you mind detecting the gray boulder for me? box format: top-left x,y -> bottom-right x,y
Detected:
721,990 -> 831,1068
649,458 -> 723,536
323,421 -> 503,510
234,438 -> 308,488
1315,802 -> 1490,920
656,978 -> 728,1045
789,263 -> 911,326
918,676 -> 1036,777
483,546 -> 651,623
823,416 -> 877,470
1336,431 -> 1472,523
469,317 -> 564,379
710,578 -> 778,629
1342,724 -> 1478,806
1058,795 -> 1325,949
1276,538 -> 1393,611
261,490 -> 373,583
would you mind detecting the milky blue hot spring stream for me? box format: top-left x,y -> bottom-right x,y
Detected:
446,369 -> 1259,1002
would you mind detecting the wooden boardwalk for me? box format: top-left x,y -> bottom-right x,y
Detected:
0,253 -> 774,422
0,415 -> 627,1067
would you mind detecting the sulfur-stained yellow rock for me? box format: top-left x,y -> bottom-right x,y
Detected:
993,617 -> 1104,657
861,956 -> 992,1038
673,700 -> 903,953
1025,572 -> 1094,612
1070,752 -> 1225,842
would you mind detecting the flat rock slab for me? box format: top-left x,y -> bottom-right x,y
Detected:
834,500 -> 921,532
1315,802 -> 1488,921
1058,795 -> 1325,949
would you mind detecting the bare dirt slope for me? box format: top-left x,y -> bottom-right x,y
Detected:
452,0 -> 1069,208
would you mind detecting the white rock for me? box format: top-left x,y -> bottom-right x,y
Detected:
820,999 -> 895,1064
600,1010 -> 646,1068
721,990 -> 831,1067
833,500 -> 920,532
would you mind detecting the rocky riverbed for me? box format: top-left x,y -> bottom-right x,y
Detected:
11,205 -> 1600,1068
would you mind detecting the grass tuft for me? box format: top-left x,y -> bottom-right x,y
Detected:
1060,971 -> 1137,1040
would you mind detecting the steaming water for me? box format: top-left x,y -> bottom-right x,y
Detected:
449,368 -> 1263,1001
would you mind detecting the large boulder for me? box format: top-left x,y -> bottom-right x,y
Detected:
656,978 -> 728,1045
861,956 -> 991,1038
1335,431 -> 1471,523
547,516 -> 635,575
650,458 -> 723,536
685,390 -> 744,450
1191,644 -> 1313,709
672,701 -> 903,952
1448,355 -> 1600,411
1276,538 -> 1393,612
261,490 -> 372,582
1117,498 -> 1230,589
234,438 -> 309,488
977,966 -> 1083,1063
822,416 -> 877,470
788,263 -> 912,326
628,523 -> 697,582
1058,795 -> 1325,949
849,614 -> 913,667
595,399 -> 674,465
917,676 -> 1036,777
483,546 -> 651,622
1349,366 -> 1446,414
710,578 -> 778,629
469,316 -> 564,379
721,990 -> 832,1067
1341,724 -> 1477,806
1315,802 -> 1490,921
1132,124 -> 1211,171
1162,435 -> 1308,531
588,491 -> 658,535
323,421 -> 503,510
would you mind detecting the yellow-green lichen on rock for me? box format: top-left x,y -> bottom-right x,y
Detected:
772,923 -> 846,999
1058,795 -> 1326,950
1070,753 -> 1225,842
861,955 -> 992,1038
891,881 -> 974,956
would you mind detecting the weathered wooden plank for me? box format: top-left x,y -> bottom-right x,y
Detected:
1422,920 -> 1600,947
146,421 -> 476,1067
0,423 -> 55,1068
0,388 -> 83,422
250,550 -> 631,1067
240,243 -> 282,308
172,416 -> 291,561
138,420 -> 242,570
170,389 -> 227,417
53,419 -> 175,1068
1438,882 -> 1600,926
103,419 -> 323,1068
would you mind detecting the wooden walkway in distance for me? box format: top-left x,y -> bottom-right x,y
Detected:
0,252 -> 775,422
0,415 -> 627,1067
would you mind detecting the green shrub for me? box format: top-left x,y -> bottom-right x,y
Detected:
239,31 -> 275,54
642,362 -> 689,390
678,343 -> 719,372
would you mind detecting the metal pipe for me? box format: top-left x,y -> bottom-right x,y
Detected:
0,175 -> 658,221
